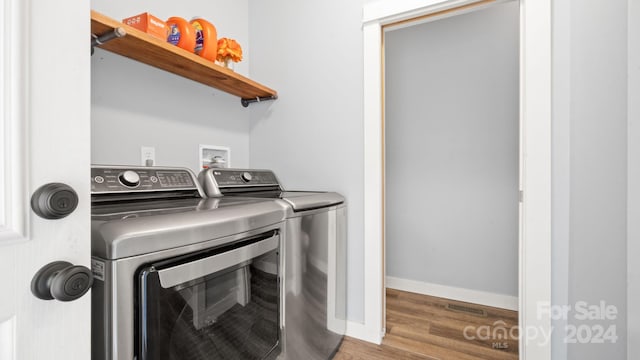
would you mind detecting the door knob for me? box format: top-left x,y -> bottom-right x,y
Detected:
31,183 -> 79,219
31,261 -> 94,301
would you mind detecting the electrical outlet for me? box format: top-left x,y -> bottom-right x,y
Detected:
141,146 -> 155,166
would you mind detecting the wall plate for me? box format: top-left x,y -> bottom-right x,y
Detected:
140,146 -> 155,166
199,145 -> 230,169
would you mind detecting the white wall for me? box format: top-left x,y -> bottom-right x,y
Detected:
563,0 -> 628,359
91,0 -> 252,172
247,0 -> 365,322
384,3 -> 519,297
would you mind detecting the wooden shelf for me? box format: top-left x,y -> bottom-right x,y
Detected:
90,10 -> 277,102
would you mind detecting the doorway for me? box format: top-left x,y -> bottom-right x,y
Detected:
361,0 -> 552,358
383,2 -> 519,356
384,0 -> 519,312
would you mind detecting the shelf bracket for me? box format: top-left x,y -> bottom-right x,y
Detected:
91,27 -> 126,55
241,95 -> 278,108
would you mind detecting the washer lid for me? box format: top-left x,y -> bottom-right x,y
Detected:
219,190 -> 345,211
278,191 -> 344,211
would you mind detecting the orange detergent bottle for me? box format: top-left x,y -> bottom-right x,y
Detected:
190,18 -> 218,62
166,16 -> 196,53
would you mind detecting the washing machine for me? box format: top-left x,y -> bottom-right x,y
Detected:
199,168 -> 347,360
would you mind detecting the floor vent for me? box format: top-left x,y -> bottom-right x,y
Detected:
445,303 -> 487,317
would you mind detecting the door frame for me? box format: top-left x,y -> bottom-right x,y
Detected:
0,0 -> 30,246
361,1 -> 551,359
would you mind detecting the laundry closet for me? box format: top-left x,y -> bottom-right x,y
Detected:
89,1 -> 350,359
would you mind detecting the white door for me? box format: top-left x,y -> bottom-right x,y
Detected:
0,0 -> 91,359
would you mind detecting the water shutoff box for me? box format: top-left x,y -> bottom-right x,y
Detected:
199,145 -> 230,169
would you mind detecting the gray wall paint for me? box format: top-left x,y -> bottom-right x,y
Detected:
91,0 -> 251,173
247,0 -> 365,321
565,0 -> 628,358
384,3 -> 519,296
629,0 -> 640,356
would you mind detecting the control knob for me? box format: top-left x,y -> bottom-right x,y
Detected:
241,172 -> 252,182
119,170 -> 140,187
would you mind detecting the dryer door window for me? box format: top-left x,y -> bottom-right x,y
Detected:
137,233 -> 280,360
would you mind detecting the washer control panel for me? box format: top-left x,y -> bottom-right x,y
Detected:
91,166 -> 197,193
211,169 -> 279,187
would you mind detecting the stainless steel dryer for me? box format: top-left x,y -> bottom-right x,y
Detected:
199,168 -> 347,360
90,165 -> 287,360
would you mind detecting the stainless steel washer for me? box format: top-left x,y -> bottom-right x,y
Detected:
90,165 -> 287,360
199,168 -> 347,360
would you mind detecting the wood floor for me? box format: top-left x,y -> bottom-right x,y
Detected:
334,289 -> 519,360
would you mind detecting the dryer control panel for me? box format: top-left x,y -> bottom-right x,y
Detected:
91,166 -> 199,194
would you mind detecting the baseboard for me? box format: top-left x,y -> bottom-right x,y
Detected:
345,320 -> 383,344
386,276 -> 518,311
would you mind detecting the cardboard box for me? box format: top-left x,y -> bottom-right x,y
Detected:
123,13 -> 168,41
